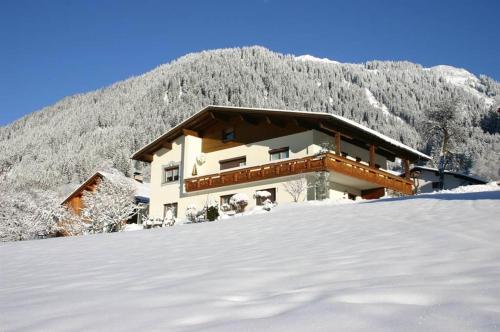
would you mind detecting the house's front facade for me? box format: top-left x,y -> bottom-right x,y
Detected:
132,106 -> 431,219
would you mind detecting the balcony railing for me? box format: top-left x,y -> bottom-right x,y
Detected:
184,152 -> 413,195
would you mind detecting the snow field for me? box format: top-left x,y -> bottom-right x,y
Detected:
1,186 -> 500,331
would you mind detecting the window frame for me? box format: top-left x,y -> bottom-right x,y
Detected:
269,147 -> 290,161
255,188 -> 276,206
163,202 -> 178,218
219,156 -> 246,170
220,194 -> 234,206
163,165 -> 180,183
222,128 -> 235,142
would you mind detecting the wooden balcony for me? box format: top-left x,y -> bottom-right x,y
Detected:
184,152 -> 413,195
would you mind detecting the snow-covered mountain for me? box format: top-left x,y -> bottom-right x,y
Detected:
1,184 -> 499,331
0,46 -> 498,197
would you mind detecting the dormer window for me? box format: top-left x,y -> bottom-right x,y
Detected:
222,128 -> 235,142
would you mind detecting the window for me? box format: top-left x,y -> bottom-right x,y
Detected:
269,147 -> 289,161
220,156 -> 246,170
220,194 -> 234,206
255,188 -> 276,205
222,128 -> 235,142
163,166 -> 179,183
164,202 -> 178,218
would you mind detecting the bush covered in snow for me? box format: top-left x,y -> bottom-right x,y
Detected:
230,193 -> 249,213
81,177 -> 140,233
206,205 -> 219,221
262,198 -> 275,211
0,187 -> 66,242
185,204 -> 199,223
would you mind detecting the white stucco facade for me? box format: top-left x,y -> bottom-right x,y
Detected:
148,129 -> 389,219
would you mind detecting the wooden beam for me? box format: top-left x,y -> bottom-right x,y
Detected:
335,132 -> 341,155
319,122 -> 353,139
161,141 -> 172,149
403,159 -> 410,179
294,118 -> 315,130
319,122 -> 337,134
264,115 -> 286,128
209,112 -> 230,122
369,144 -> 376,168
182,129 -> 199,137
239,114 -> 260,126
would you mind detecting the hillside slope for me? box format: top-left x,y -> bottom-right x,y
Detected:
1,185 -> 499,331
0,46 -> 499,195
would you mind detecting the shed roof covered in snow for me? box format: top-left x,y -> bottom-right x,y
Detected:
131,105 -> 431,163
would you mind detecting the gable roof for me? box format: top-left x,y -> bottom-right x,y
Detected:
409,166 -> 487,184
131,105 -> 431,163
61,171 -> 150,205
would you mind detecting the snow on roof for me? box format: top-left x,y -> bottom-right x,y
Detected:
98,171 -> 150,199
61,170 -> 150,205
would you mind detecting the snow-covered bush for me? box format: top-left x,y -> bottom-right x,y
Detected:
81,177 -> 139,233
205,200 -> 219,221
254,190 -> 274,207
230,193 -> 249,213
185,204 -> 199,222
0,187 -> 65,242
262,199 -> 275,211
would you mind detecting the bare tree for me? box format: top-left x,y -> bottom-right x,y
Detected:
282,178 -> 308,202
423,97 -> 465,190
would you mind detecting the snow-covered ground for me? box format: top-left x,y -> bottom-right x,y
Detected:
1,185 -> 500,331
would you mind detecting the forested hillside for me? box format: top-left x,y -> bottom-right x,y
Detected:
1,46 -> 499,197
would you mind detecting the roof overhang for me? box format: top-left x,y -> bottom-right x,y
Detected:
61,172 -> 104,205
131,105 -> 431,163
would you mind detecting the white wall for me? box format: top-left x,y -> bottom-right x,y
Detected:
417,170 -> 478,193
148,129 -> 392,219
191,130 -> 315,178
149,136 -> 184,218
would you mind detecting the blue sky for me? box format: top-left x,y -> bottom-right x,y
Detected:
1,0 -> 499,126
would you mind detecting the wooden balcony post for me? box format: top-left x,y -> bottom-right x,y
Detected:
369,144 -> 376,168
403,159 -> 410,179
335,132 -> 341,155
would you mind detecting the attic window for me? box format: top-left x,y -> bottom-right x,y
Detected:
222,128 -> 235,142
